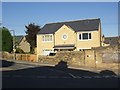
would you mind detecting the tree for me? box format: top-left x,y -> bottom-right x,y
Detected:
0,27 -> 13,52
25,23 -> 40,53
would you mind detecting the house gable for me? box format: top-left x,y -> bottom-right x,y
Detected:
17,36 -> 30,52
54,24 -> 76,45
55,24 -> 75,33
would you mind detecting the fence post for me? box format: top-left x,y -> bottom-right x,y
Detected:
26,54 -> 27,61
21,54 -> 22,60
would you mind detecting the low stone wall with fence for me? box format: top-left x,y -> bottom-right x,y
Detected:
15,54 -> 36,62
2,52 -> 37,62
1,45 -> 119,71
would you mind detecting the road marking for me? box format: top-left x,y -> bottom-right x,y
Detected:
82,76 -> 92,78
102,75 -> 119,78
2,75 -> 119,79
75,76 -> 82,78
68,73 -> 77,78
111,75 -> 119,78
93,76 -> 101,78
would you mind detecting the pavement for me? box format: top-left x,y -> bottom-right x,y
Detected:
1,59 -> 55,66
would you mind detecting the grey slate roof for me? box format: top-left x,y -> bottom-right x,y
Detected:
104,36 -> 119,45
15,35 -> 24,44
38,18 -> 100,34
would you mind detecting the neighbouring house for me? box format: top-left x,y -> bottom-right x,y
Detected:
15,35 -> 30,53
37,18 -> 102,58
103,36 -> 120,46
101,35 -> 110,46
15,35 -> 23,45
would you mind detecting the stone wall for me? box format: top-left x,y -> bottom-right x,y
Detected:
38,45 -> 119,69
94,45 -> 119,63
2,45 -> 119,69
38,51 -> 94,67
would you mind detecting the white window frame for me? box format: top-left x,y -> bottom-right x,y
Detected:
62,33 -> 68,40
78,32 -> 92,41
42,34 -> 53,42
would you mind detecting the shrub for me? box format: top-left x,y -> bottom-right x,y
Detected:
1,27 -> 13,52
15,48 -> 25,53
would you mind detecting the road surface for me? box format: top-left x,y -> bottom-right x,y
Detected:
1,60 -> 119,88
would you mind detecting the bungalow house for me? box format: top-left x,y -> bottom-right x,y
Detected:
37,18 -> 102,58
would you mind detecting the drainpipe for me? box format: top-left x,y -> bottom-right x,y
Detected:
75,32 -> 77,51
99,21 -> 102,47
53,33 -> 55,52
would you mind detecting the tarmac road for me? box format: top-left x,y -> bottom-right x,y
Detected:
2,76 -> 119,88
1,60 -> 119,88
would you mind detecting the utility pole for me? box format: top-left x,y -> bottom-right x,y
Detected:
10,30 -> 16,60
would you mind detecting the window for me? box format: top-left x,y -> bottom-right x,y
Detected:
45,35 -> 49,41
50,35 -> 52,41
83,33 -> 88,39
42,36 -> 45,41
79,33 -> 91,40
89,33 -> 91,39
62,34 -> 67,40
63,34 -> 67,39
79,34 -> 81,40
42,35 -> 52,42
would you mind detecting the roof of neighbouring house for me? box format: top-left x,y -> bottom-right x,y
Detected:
104,36 -> 120,45
38,18 -> 100,34
15,35 -> 24,44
